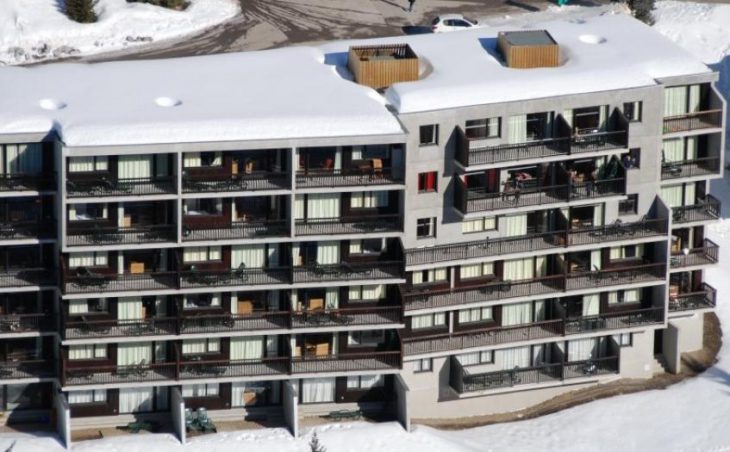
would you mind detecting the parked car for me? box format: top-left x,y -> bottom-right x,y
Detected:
431,14 -> 477,33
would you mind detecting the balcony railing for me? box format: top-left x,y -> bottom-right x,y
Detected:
564,306 -> 664,335
663,109 -> 723,134
450,355 -> 619,393
296,168 -> 402,188
179,267 -> 290,289
182,219 -> 289,242
455,177 -> 625,214
672,195 -> 721,224
292,261 -> 403,284
182,171 -> 289,193
0,314 -> 53,335
0,268 -> 56,289
0,360 -> 55,381
669,283 -> 716,312
570,130 -> 628,154
63,362 -> 177,386
402,263 -> 666,312
0,173 -> 55,192
295,215 -> 401,236
63,317 -> 178,340
66,224 -> 177,247
63,270 -> 178,294
404,218 -> 667,267
179,357 -> 290,380
661,157 -> 722,180
670,238 -> 719,269
179,311 -> 290,334
291,306 -> 402,328
290,350 -> 401,374
0,221 -> 55,242
66,176 -> 175,198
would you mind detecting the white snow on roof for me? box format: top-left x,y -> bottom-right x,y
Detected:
0,11 -> 712,146
0,46 -> 405,147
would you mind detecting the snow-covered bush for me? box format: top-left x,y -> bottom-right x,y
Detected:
628,0 -> 655,24
64,0 -> 98,23
126,0 -> 189,10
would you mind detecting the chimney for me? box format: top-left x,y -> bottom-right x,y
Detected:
497,30 -> 559,69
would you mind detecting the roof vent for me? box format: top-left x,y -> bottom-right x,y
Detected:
497,30 -> 559,69
348,44 -> 419,90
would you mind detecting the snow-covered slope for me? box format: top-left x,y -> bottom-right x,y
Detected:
0,0 -> 240,66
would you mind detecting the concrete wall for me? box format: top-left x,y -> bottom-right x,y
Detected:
54,388 -> 71,451
393,374 -> 411,432
617,329 -> 655,378
283,380 -> 299,438
664,323 -> 681,374
170,387 -> 186,445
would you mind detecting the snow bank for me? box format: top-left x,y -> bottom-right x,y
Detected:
0,0 -> 240,66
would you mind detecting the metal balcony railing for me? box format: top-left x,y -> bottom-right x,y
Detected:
672,195 -> 721,224
66,176 -> 175,198
66,224 -> 177,246
663,109 -> 723,134
295,214 -> 401,236
669,283 -> 716,312
296,168 -> 403,188
670,238 -> 719,269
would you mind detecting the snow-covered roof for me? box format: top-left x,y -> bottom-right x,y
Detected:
0,12 -> 712,147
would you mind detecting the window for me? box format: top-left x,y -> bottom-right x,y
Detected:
348,330 -> 385,347
622,149 -> 641,169
68,252 -> 108,268
184,198 -> 221,216
184,293 -> 221,309
348,284 -> 385,301
417,172 -> 438,193
610,244 -> 643,260
623,101 -> 642,122
458,307 -> 493,324
346,375 -> 384,389
69,344 -> 107,360
459,262 -> 494,280
69,203 -> 107,221
182,384 -> 220,398
411,268 -> 448,285
613,333 -> 633,347
459,350 -> 494,366
419,125 -> 438,145
608,289 -> 641,305
68,390 -> 107,405
414,358 -> 433,373
619,194 -> 638,215
182,338 -> 220,355
462,216 -> 497,233
350,191 -> 388,208
411,312 -> 447,330
183,246 -> 222,263
465,118 -> 500,139
68,156 -> 108,173
416,217 -> 436,238
349,239 -> 383,255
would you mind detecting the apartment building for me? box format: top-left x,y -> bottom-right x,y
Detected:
0,13 -> 723,435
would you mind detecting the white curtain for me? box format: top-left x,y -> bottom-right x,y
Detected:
411,313 -> 445,329
118,155 -> 152,179
118,298 -> 143,321
582,294 -> 600,316
182,339 -> 219,354
684,183 -> 696,206
351,191 -> 388,208
117,343 -> 152,366
119,387 -> 153,414
294,195 -> 305,220
532,344 -> 551,366
69,299 -> 89,314
563,109 -> 573,127
502,214 -> 527,237
502,302 -> 532,326
534,300 -> 546,321
663,138 -> 684,163
183,246 -> 221,263
5,143 -> 42,174
183,153 -> 202,168
182,384 -> 219,398
664,86 -> 688,117
68,390 -> 106,404
68,157 -> 94,173
567,338 -> 598,361
69,252 -> 107,268
69,344 -> 106,360
307,194 -> 340,219
458,307 -> 492,323
593,204 -> 603,227
685,136 -> 697,160
317,241 -> 340,264
508,115 -> 528,144
688,84 -> 701,112
590,250 -> 602,271
503,258 -> 533,281
660,185 -> 684,208
460,262 -> 492,279
535,256 -> 547,277
598,105 -> 608,131
301,378 -> 335,404
230,337 -> 264,360
325,288 -> 339,309
625,289 -> 640,302
500,346 -> 531,370
231,244 -> 266,268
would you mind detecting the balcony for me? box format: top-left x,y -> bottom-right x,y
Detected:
0,314 -> 53,336
449,355 -> 619,394
292,261 -> 403,284
63,317 -> 178,340
404,218 -> 667,267
672,195 -> 721,224
179,311 -> 290,335
669,283 -> 716,312
179,266 -> 290,290
66,224 -> 177,247
182,219 -> 289,242
0,173 -> 55,192
291,306 -> 402,329
182,171 -> 288,193
563,306 -> 664,335
295,214 -> 401,236
66,176 -> 175,198
0,220 -> 55,242
63,362 -> 177,386
290,350 -> 401,374
454,177 -> 625,215
661,157 -> 722,180
179,357 -> 290,380
402,263 -> 666,312
0,268 -> 55,289
0,360 -> 55,381
663,109 -> 723,134
670,238 -> 719,269
296,167 -> 402,189
63,269 -> 178,295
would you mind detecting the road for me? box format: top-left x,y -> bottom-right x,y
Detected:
84,0 -> 606,62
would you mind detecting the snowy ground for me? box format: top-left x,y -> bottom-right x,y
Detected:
1,1 -> 730,451
0,0 -> 240,65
